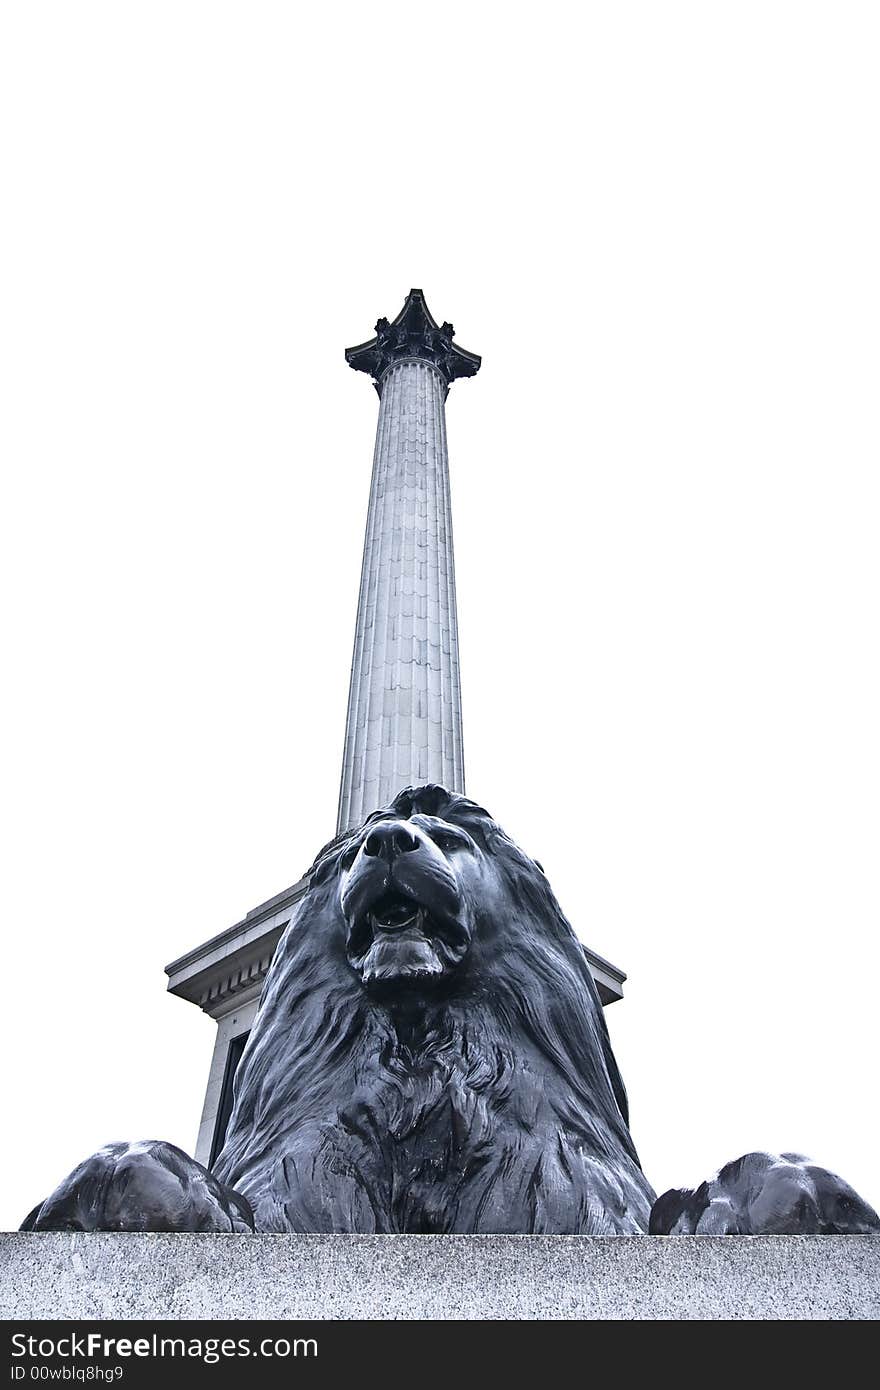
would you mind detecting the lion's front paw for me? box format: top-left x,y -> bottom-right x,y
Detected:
650,1151 -> 880,1235
23,1140 -> 254,1233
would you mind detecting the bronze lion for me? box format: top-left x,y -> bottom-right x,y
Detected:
23,787 -> 878,1237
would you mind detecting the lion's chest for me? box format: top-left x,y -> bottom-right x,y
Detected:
299,1051 -> 550,1233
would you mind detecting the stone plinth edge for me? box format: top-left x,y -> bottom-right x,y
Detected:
2,1233 -> 878,1320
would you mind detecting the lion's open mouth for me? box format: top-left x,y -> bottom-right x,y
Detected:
369,892 -> 423,933
346,890 -> 469,991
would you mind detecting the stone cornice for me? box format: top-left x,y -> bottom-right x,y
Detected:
164,874 -> 309,1017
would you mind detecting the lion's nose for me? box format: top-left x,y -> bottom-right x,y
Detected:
362,821 -> 420,861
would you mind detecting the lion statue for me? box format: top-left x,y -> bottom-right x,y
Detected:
22,786 -> 879,1236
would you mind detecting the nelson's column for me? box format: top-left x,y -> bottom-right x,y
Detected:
337,289 -> 475,829
164,291 -> 626,1167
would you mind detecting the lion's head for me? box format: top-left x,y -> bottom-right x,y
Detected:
214,785 -> 652,1233
339,789 -> 503,992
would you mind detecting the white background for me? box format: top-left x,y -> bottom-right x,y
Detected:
2,2 -> 878,1231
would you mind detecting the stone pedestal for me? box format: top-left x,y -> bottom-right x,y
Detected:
3,1234 -> 878,1320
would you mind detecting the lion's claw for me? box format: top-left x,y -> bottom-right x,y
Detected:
22,1140 -> 254,1233
650,1151 -> 880,1235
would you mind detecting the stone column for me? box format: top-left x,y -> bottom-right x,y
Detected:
337,291 -> 480,833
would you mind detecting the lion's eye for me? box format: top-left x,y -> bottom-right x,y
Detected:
339,844 -> 360,872
432,828 -> 470,853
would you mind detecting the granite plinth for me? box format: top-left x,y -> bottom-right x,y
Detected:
2,1233 -> 878,1320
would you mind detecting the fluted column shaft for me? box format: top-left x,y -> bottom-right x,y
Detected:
337,359 -> 464,832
